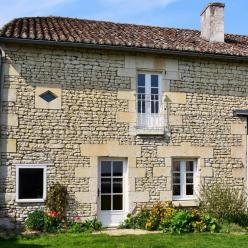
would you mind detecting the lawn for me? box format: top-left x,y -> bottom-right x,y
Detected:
1,233 -> 248,248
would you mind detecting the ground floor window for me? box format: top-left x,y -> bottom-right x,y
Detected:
172,159 -> 197,200
16,165 -> 47,202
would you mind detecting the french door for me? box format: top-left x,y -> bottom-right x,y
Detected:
98,159 -> 127,227
137,73 -> 162,129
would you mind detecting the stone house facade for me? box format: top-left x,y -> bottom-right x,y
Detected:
0,3 -> 248,228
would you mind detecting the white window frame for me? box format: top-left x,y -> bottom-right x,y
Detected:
16,164 -> 47,203
172,159 -> 197,201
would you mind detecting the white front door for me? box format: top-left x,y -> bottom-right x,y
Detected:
98,159 -> 127,227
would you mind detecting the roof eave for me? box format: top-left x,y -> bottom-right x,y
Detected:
0,37 -> 248,62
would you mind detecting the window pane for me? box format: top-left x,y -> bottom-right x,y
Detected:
186,185 -> 194,195
113,161 -> 123,176
101,195 -> 111,210
113,178 -> 123,193
101,178 -> 111,193
151,75 -> 158,87
173,173 -> 180,184
138,87 -> 145,94
186,161 -> 194,172
186,173 -> 194,183
173,185 -> 180,196
113,195 -> 123,210
151,88 -> 158,94
101,161 -> 111,176
172,161 -> 180,172
138,74 -> 145,86
151,101 -> 159,113
19,168 -> 43,199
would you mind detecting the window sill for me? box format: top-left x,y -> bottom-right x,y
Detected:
172,200 -> 198,207
136,128 -> 165,135
16,198 -> 45,203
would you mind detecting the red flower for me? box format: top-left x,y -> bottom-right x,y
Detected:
47,210 -> 60,218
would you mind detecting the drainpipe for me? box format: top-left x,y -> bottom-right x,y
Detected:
0,46 -> 5,135
234,110 -> 248,208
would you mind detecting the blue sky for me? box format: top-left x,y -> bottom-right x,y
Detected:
0,0 -> 247,35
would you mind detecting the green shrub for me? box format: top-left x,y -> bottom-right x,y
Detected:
160,209 -> 220,234
68,218 -> 102,233
199,182 -> 248,226
25,210 -> 45,231
120,207 -> 151,229
45,183 -> 68,214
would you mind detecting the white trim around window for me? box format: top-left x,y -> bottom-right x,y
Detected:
172,159 -> 198,201
15,164 -> 48,203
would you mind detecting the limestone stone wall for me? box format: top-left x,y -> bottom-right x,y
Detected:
0,43 -> 247,228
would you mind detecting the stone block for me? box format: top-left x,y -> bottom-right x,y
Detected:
232,168 -> 245,178
231,123 -> 246,135
128,157 -> 137,168
75,167 -> 96,178
169,115 -> 183,126
160,191 -> 172,201
172,200 -> 198,207
153,166 -> 171,177
116,112 -> 136,123
117,68 -> 136,77
129,191 -> 149,203
80,142 -> 141,157
0,139 -> 16,153
1,88 -> 17,102
35,85 -> 61,109
75,192 -> 97,204
231,146 -> 246,159
200,167 -> 213,177
157,143 -> 213,158
117,90 -> 135,101
164,92 -> 187,104
0,113 -> 18,127
128,168 -> 146,178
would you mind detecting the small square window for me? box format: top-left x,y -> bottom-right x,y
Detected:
16,165 -> 47,202
39,91 -> 57,103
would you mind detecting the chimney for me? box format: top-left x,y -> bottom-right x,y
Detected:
200,2 -> 225,42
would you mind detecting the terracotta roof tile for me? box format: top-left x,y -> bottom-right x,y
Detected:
0,16 -> 248,57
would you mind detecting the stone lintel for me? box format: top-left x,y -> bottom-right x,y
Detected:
80,142 -> 141,157
157,143 -> 213,158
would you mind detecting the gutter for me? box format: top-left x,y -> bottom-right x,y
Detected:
1,37 -> 248,62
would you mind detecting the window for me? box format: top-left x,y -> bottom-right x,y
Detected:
172,159 -> 197,200
39,91 -> 57,103
16,165 -> 47,202
136,73 -> 163,130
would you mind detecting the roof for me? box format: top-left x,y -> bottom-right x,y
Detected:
0,16 -> 248,58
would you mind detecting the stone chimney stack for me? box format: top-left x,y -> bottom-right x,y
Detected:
200,2 -> 225,42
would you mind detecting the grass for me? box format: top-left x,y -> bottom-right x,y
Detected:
1,233 -> 248,248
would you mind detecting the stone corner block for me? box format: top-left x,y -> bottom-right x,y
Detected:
231,123 -> 246,135
0,113 -> 18,127
232,168 -> 245,178
1,88 -> 17,102
0,139 -> 17,153
231,146 -> 245,159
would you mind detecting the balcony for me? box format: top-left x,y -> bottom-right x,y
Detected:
134,93 -> 167,135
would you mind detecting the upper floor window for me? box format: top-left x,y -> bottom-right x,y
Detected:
172,159 -> 197,200
136,73 -> 164,131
